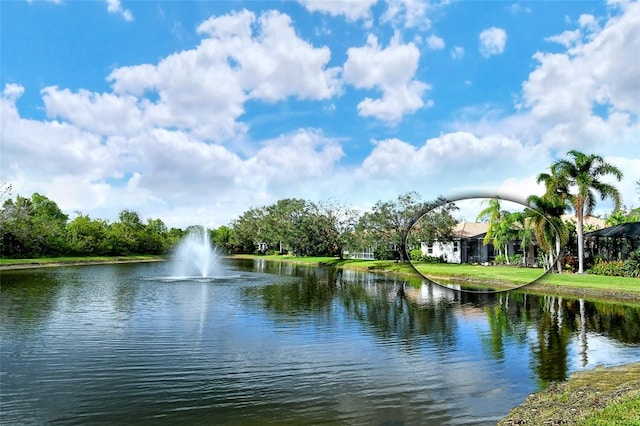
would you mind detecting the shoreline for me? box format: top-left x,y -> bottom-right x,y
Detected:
499,362 -> 640,425
0,257 -> 166,270
2,255 -> 639,305
229,255 -> 640,304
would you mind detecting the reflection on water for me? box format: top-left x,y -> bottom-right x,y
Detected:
1,260 -> 639,425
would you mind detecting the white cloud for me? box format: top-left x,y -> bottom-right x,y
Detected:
479,27 -> 507,57
426,35 -> 445,50
106,0 -> 133,22
451,46 -> 465,59
523,1 -> 640,124
1,84 -> 346,226
343,33 -> 430,123
42,87 -> 145,136
43,9 -> 341,143
360,132 -> 550,186
606,157 -> 640,209
297,0 -> 377,24
381,0 -> 431,29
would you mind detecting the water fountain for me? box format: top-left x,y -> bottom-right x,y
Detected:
169,226 -> 220,279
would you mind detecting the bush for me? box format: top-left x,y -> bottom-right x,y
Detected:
588,259 -> 626,277
409,248 -> 423,261
512,254 -> 524,266
623,250 -> 640,278
561,254 -> 578,273
494,254 -> 506,265
407,248 -> 446,263
422,255 -> 447,263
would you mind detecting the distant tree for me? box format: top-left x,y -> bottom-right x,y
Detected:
140,218 -> 170,254
605,206 -> 640,226
230,206 -> 268,253
0,195 -> 34,257
0,193 -> 70,257
358,192 -> 451,262
211,225 -> 233,253
263,198 -> 308,254
407,198 -> 459,249
317,199 -> 361,259
106,209 -> 145,255
30,193 -> 69,255
66,213 -> 111,255
551,150 -> 623,273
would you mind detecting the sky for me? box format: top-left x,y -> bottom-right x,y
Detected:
1,0 -> 639,228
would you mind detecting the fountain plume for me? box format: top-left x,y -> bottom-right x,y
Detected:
170,226 -> 219,278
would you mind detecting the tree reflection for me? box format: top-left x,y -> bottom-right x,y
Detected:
530,296 -> 572,386
239,262 -> 640,386
0,269 -> 63,335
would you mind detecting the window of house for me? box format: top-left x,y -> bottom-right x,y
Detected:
453,241 -> 459,252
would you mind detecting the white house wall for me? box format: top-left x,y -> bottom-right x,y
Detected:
421,241 -> 461,263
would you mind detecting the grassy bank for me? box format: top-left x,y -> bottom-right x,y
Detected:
499,362 -> 640,425
229,254 -> 640,303
0,255 -> 166,270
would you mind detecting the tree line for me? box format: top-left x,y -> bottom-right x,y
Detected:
0,191 -> 186,258
2,150 -> 638,270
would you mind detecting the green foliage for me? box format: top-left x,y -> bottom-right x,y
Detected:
359,193 -> 456,262
587,251 -> 640,278
409,248 -> 423,261
0,192 -> 177,258
605,206 -> 640,226
623,250 -> 640,278
210,225 -> 233,254
550,150 -> 624,273
511,254 -> 523,266
588,259 -> 626,277
408,248 -> 445,263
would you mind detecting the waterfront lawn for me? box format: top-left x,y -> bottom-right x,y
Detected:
415,262 -> 640,294
0,255 -> 165,266
231,255 -> 640,296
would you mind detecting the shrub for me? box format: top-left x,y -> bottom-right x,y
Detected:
588,259 -> 626,277
422,255 -> 446,263
623,250 -> 640,278
561,254 -> 577,273
409,248 -> 423,261
408,248 -> 446,263
494,254 -> 506,265
512,254 -> 524,266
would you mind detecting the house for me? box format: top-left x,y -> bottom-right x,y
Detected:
420,221 -> 538,265
585,221 -> 640,261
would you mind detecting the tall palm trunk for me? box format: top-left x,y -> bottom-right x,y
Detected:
577,212 -> 585,273
555,235 -> 562,273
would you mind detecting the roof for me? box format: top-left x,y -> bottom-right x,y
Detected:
561,214 -> 606,228
453,222 -> 489,239
585,222 -> 640,239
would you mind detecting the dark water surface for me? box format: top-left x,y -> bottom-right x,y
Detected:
2,259 -> 639,425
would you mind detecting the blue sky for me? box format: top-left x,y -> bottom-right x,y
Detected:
1,0 -> 638,227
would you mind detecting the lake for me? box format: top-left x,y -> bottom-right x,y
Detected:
2,258 -> 639,425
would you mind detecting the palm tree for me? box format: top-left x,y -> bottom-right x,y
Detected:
550,150 -> 623,273
476,199 -> 517,264
526,194 -> 568,272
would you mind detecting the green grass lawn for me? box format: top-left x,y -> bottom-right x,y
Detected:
230,255 -> 640,301
415,262 -> 640,293
0,255 -> 165,266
